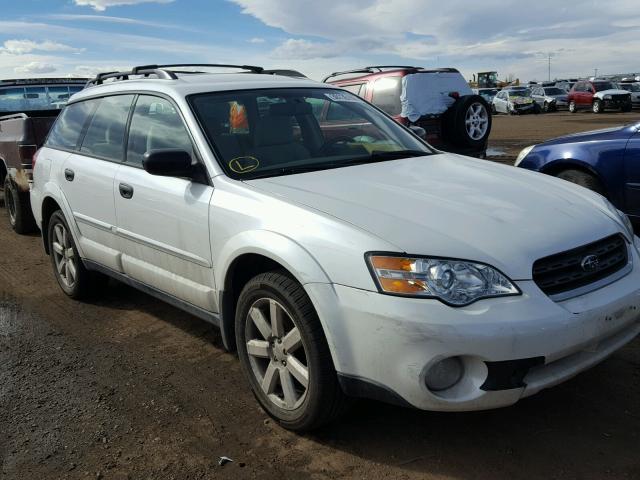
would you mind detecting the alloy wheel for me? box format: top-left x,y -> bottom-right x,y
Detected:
245,298 -> 309,411
465,102 -> 489,140
51,222 -> 78,289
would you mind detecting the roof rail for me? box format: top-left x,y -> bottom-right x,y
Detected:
87,63 -> 265,86
322,66 -> 461,82
322,65 -> 421,82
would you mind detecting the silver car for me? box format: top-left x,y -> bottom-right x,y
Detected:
530,86 -> 568,112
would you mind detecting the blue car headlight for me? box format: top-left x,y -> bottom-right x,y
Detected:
514,145 -> 535,166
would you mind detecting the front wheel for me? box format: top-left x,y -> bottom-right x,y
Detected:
556,169 -> 605,196
622,102 -> 632,112
568,100 -> 577,113
235,271 -> 348,431
592,99 -> 603,114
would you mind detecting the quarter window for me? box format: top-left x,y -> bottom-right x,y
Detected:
46,100 -> 97,150
126,95 -> 194,167
371,77 -> 402,116
80,95 -> 135,162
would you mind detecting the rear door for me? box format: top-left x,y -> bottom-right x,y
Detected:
114,94 -> 216,311
60,94 -> 135,272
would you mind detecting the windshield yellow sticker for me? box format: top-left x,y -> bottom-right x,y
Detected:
229,156 -> 260,174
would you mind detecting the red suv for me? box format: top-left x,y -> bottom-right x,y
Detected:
323,66 -> 491,157
568,80 -> 632,113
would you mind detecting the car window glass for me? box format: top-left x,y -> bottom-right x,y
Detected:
80,95 -> 134,161
24,87 -> 48,109
0,87 -> 26,112
46,100 -> 97,150
371,77 -> 402,116
126,95 -> 194,167
341,84 -> 364,96
190,88 -> 428,179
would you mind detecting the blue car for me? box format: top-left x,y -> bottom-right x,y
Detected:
515,122 -> 640,225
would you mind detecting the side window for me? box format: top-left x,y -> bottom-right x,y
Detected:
371,77 -> 402,116
326,102 -> 362,121
46,100 -> 97,150
0,87 -> 26,111
341,84 -> 364,97
80,95 -> 134,162
126,95 -> 194,167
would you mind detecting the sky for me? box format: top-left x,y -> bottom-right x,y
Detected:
0,0 -> 638,82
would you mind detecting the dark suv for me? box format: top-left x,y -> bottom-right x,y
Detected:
323,66 -> 491,157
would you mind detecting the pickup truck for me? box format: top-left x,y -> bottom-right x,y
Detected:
0,78 -> 87,233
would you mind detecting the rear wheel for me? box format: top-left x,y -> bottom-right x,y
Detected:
48,210 -> 95,299
556,169 -> 605,196
592,99 -> 603,114
4,176 -> 37,234
235,271 -> 348,431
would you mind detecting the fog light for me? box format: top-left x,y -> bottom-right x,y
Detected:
425,357 -> 464,391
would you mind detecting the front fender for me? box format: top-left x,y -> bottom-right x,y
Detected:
215,229 -> 331,289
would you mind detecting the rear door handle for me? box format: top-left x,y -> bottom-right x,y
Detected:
119,183 -> 134,199
64,168 -> 75,181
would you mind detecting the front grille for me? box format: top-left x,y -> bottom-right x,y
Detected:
611,94 -> 629,102
533,234 -> 628,297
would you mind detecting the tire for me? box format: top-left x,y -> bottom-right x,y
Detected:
47,210 -> 95,299
4,176 -> 37,234
556,169 -> 605,196
491,103 -> 497,115
543,101 -> 549,112
533,103 -> 542,114
622,102 -> 632,112
569,100 -> 577,113
592,99 -> 603,114
235,270 -> 348,431
443,95 -> 492,149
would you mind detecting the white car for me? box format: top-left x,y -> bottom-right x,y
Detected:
492,88 -> 539,114
618,83 -> 640,107
31,64 -> 640,431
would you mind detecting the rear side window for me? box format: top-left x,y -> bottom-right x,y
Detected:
371,77 -> 402,116
341,84 -> 365,97
46,100 -> 97,150
126,95 -> 194,167
80,95 -> 135,162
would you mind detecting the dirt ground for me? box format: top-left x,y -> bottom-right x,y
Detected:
487,110 -> 640,163
1,111 -> 640,480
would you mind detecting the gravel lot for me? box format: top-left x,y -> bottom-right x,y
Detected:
1,110 -> 639,479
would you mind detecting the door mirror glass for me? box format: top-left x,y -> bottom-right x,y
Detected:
143,149 -> 193,177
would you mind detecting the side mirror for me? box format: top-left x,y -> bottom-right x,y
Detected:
143,149 -> 193,177
409,125 -> 426,139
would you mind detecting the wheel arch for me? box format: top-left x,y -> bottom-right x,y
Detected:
216,231 -> 332,353
40,196 -> 63,255
540,159 -> 609,198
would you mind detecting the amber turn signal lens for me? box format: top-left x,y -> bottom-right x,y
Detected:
369,256 -> 430,295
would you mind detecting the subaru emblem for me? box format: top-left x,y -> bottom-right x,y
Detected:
580,254 -> 599,272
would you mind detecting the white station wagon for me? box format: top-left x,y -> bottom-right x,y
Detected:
31,64 -> 640,431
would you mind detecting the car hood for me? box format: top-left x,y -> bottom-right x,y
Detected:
594,89 -> 630,97
542,125 -> 634,145
246,154 -> 621,279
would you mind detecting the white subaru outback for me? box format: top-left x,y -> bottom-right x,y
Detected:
31,64 -> 640,431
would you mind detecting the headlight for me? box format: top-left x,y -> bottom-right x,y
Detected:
514,144 -> 535,166
366,254 -> 520,306
604,94 -> 612,100
605,201 -> 634,239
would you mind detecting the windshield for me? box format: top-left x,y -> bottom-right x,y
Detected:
593,82 -> 614,92
189,88 -> 433,179
544,87 -> 565,95
508,90 -> 531,97
0,85 -> 84,113
619,84 -> 640,92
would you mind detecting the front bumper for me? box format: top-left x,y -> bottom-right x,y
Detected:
307,243 -> 640,411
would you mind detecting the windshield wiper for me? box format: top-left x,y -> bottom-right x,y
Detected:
243,150 -> 431,179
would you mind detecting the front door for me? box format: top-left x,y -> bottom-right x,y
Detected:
114,94 -> 216,311
623,130 -> 640,219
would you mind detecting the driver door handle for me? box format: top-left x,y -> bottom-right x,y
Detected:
119,183 -> 134,199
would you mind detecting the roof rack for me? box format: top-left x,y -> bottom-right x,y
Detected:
87,63 -> 265,86
322,66 -> 459,82
1,78 -> 88,87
